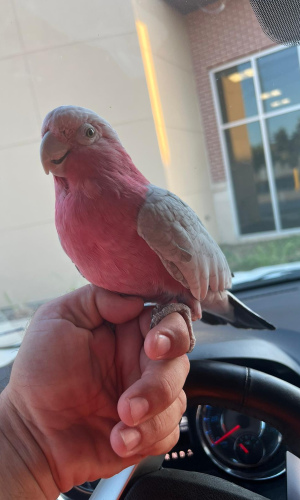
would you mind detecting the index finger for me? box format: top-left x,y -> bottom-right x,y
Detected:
140,311 -> 191,360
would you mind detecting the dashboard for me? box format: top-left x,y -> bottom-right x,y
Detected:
59,276 -> 300,500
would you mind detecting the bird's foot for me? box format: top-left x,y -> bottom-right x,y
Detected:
150,303 -> 196,353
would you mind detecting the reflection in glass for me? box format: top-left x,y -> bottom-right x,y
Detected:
258,47 -> 300,113
267,110 -> 300,229
225,122 -> 275,234
216,62 -> 257,123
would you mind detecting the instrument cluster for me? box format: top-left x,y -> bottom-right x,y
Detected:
196,405 -> 286,480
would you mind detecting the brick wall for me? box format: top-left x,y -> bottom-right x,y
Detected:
186,0 -> 274,184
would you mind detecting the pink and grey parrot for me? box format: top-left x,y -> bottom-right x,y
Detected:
40,106 -> 274,351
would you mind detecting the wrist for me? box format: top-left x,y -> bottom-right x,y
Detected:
0,387 -> 59,500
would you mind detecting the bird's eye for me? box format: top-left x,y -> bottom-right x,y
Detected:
86,127 -> 95,138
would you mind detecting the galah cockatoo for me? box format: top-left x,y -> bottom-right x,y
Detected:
40,106 -> 275,351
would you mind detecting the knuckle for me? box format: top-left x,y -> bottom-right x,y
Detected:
146,400 -> 179,440
172,425 -> 180,443
179,390 -> 187,414
145,426 -> 180,457
36,303 -> 49,316
165,426 -> 180,452
150,412 -> 165,436
181,354 -> 190,375
142,413 -> 165,444
158,373 -> 176,405
34,302 -> 54,320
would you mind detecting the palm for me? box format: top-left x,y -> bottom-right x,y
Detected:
10,311 -> 152,484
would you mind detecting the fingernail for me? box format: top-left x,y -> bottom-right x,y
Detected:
156,334 -> 171,356
119,428 -> 141,452
129,397 -> 149,425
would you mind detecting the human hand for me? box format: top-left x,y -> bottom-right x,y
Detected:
0,285 -> 190,496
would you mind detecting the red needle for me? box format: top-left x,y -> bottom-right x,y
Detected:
213,424 -> 241,446
239,443 -> 249,454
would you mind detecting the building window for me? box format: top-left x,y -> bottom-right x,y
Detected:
212,46 -> 300,236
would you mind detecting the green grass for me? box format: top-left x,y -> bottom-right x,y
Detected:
221,235 -> 300,272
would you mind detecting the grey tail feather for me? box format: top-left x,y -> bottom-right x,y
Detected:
201,291 -> 275,331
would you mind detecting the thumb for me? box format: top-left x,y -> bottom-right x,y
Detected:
93,286 -> 144,324
44,285 -> 144,329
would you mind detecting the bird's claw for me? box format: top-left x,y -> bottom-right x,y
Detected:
150,303 -> 196,353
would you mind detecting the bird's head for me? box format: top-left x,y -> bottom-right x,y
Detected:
40,105 -> 121,177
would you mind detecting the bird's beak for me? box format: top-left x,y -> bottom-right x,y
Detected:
40,131 -> 70,176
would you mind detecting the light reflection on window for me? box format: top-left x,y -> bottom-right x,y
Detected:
258,47 -> 300,113
267,110 -> 300,229
225,122 -> 275,235
215,62 -> 257,124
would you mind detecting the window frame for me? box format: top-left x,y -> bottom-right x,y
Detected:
210,44 -> 300,239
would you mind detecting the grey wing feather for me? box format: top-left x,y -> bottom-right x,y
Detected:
137,185 -> 232,301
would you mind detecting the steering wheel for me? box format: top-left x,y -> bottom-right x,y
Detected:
90,360 -> 300,499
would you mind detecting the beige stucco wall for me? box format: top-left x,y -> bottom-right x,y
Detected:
0,0 -> 217,308
132,0 -> 219,238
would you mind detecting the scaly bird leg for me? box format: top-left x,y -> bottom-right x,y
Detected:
150,303 -> 196,353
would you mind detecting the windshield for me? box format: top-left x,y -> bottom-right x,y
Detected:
1,0 -> 300,321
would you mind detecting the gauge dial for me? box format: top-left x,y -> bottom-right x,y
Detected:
196,405 -> 284,480
234,433 -> 264,465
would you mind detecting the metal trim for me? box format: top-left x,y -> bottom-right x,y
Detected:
286,452 -> 300,500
